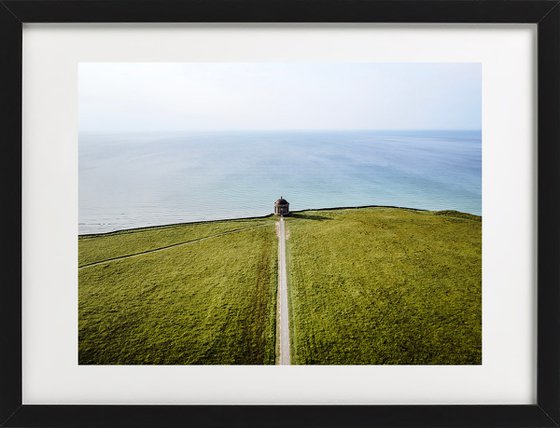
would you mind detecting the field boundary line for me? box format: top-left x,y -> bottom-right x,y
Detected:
79,224 -> 269,269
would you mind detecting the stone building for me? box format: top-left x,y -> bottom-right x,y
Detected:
274,197 -> 290,216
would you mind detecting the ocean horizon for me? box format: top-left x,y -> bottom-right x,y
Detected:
79,129 -> 481,234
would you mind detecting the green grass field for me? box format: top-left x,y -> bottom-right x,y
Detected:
79,216 -> 277,364
286,207 -> 482,365
79,207 -> 481,365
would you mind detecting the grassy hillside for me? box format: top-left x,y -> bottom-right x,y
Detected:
79,206 -> 482,365
79,217 -> 273,267
79,217 -> 277,365
286,207 -> 482,365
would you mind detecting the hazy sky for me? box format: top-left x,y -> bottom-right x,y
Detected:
79,63 -> 481,133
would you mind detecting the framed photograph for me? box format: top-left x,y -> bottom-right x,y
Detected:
1,0 -> 559,427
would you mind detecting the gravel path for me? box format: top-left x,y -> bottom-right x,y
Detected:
277,216 -> 291,365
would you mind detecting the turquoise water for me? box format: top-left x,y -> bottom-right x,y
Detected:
79,130 -> 481,234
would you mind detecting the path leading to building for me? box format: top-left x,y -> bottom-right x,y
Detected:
277,216 -> 291,365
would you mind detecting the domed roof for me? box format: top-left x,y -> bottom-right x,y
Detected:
275,197 -> 289,206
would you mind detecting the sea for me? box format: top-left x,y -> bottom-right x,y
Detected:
79,130 -> 481,235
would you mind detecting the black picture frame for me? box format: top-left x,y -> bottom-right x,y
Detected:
1,1 -> 558,427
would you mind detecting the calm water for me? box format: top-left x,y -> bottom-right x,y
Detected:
79,130 -> 481,234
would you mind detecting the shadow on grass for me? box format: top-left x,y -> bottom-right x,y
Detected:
289,213 -> 332,221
